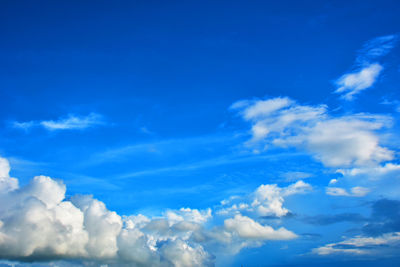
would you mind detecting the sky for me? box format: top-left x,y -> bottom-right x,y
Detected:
0,0 -> 400,266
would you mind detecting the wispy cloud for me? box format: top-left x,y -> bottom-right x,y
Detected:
335,63 -> 383,100
334,34 -> 398,100
356,34 -> 398,63
218,180 -> 312,218
312,232 -> 400,256
12,113 -> 104,131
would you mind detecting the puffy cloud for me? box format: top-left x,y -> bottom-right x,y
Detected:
337,163 -> 400,180
232,96 -> 394,169
328,179 -> 338,185
0,157 -> 18,193
312,232 -> 400,256
12,113 -> 104,131
224,214 -> 297,240
335,63 -> 383,100
304,115 -> 393,167
165,208 -> 212,225
218,180 -> 312,217
0,156 -> 297,266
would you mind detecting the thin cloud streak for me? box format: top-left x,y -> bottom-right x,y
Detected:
116,152 -> 303,179
12,113 -> 104,131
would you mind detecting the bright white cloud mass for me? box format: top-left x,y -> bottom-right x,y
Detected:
0,156 -> 300,266
313,232 -> 400,256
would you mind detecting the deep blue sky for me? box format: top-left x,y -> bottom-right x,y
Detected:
0,1 -> 400,266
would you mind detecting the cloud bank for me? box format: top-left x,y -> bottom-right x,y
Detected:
0,157 -> 301,266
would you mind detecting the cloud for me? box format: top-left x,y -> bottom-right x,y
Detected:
335,63 -> 383,100
232,96 -> 394,168
326,186 -> 370,197
0,156 -> 297,266
356,34 -> 398,63
224,214 -> 297,240
218,180 -> 312,218
333,34 -> 398,100
312,232 -> 400,256
12,113 -> 104,131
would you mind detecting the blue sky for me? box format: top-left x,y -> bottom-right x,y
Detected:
1,1 -> 400,266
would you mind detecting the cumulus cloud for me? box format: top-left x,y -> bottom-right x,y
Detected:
337,163 -> 400,180
224,214 -> 297,240
0,156 -> 297,266
218,180 -> 312,217
12,113 -> 104,131
232,96 -> 394,169
0,157 -> 18,193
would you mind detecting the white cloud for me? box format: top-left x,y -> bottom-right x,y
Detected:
0,157 -> 18,193
231,97 -> 293,120
0,156 -> 297,266
312,232 -> 400,256
304,115 -> 393,167
12,113 -> 104,131
328,179 -> 338,185
233,96 -> 394,169
335,63 -> 383,100
224,214 -> 297,240
326,186 -> 370,197
218,180 -> 312,217
165,208 -> 212,225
